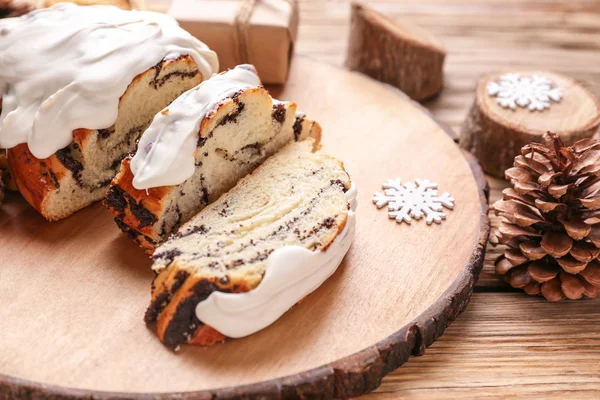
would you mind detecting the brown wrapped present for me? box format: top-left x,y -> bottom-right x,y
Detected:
169,0 -> 298,84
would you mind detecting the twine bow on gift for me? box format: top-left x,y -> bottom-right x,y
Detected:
234,0 -> 257,64
233,0 -> 296,65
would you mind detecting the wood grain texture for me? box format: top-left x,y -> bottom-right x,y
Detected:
4,0 -> 600,397
241,0 -> 600,397
325,1 -> 600,397
460,70 -> 600,177
345,2 -> 446,101
0,58 -> 488,398
364,293 -> 600,399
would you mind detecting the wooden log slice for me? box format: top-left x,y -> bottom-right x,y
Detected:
460,70 -> 600,178
345,2 -> 446,101
0,57 -> 489,399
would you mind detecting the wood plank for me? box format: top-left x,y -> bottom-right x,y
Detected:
365,293 -> 600,399
291,0 -> 600,131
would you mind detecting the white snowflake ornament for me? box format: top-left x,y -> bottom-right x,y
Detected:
486,73 -> 562,111
372,179 -> 455,225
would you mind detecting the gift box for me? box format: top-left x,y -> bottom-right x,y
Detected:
169,0 -> 299,84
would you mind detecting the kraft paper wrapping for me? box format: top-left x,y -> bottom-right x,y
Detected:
169,0 -> 299,84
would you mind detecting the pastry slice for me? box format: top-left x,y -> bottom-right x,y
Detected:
0,5 -> 218,220
106,65 -> 321,252
145,139 -> 356,349
8,56 -> 207,221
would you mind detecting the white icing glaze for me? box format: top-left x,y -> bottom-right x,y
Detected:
0,4 -> 218,159
130,65 -> 261,190
195,182 -> 358,339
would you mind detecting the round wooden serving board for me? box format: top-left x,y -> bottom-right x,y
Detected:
0,58 -> 489,399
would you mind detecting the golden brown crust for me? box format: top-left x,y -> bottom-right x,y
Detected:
105,95 -> 246,251
106,156 -> 173,251
149,263 -> 252,348
151,212 -> 348,348
7,144 -> 64,220
0,150 -> 17,191
308,121 -> 323,150
188,325 -> 226,346
7,55 -> 201,221
107,89 -> 323,252
147,143 -> 351,348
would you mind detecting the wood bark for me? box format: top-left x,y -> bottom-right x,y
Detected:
345,2 -> 446,101
460,71 -> 600,179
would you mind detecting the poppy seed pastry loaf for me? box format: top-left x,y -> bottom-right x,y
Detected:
8,56 -> 205,220
145,139 -> 355,348
106,65 -> 321,252
0,4 -> 218,220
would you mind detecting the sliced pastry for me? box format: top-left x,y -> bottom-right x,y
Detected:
0,4 -> 218,220
105,65 -> 321,252
145,139 -> 357,348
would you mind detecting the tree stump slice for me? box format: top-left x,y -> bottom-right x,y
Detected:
345,2 -> 446,101
460,70 -> 600,178
0,57 -> 489,399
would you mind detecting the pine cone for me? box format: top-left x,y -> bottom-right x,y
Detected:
492,132 -> 600,301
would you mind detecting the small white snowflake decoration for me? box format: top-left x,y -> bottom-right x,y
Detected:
486,73 -> 562,111
372,179 -> 455,225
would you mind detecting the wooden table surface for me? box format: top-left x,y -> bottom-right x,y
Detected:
147,0 -> 600,398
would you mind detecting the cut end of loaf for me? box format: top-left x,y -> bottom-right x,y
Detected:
108,79 -> 323,252
146,139 -> 352,349
346,2 -> 446,101
6,55 -> 204,221
351,3 -> 446,52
